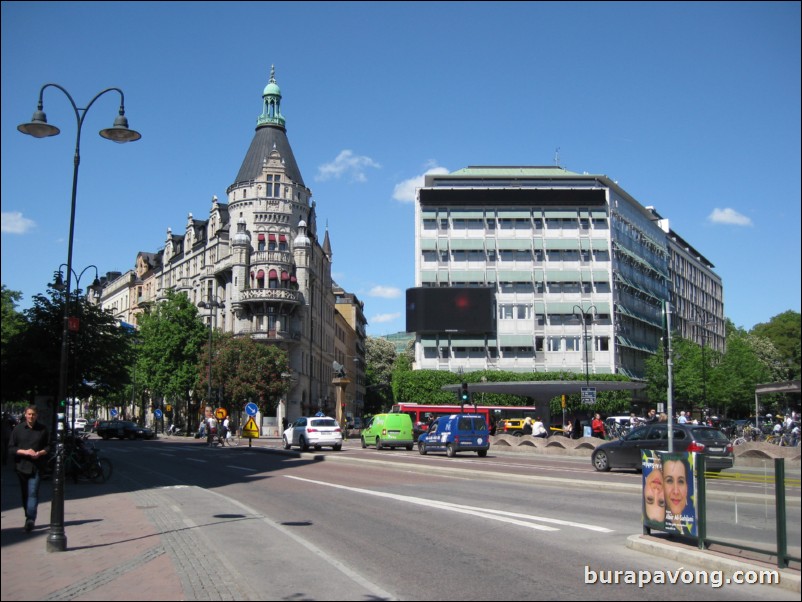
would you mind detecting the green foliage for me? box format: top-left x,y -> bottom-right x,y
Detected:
750,311 -> 801,378
197,332 -> 290,414
2,285 -> 134,404
364,337 -> 396,413
136,290 -> 207,408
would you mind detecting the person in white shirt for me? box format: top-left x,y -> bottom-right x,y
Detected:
532,418 -> 548,438
677,411 -> 688,424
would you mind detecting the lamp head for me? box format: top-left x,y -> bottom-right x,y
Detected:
99,113 -> 141,143
18,109 -> 60,138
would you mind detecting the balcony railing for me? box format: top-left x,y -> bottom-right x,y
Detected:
239,288 -> 303,304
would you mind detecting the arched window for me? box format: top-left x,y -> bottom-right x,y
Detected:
268,269 -> 278,289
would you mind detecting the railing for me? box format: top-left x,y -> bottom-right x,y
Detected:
239,288 -> 303,304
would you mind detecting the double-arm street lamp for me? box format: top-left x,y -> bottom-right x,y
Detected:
198,295 -> 225,412
572,305 -> 597,387
692,312 -> 716,414
19,84 -> 140,553
51,264 -> 101,433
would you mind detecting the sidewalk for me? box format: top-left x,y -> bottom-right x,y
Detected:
2,441 -> 799,600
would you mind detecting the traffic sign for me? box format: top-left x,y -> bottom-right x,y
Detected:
242,416 -> 260,438
245,402 -> 259,417
581,387 -> 597,405
215,407 -> 228,420
154,409 -> 163,419
110,408 -> 118,418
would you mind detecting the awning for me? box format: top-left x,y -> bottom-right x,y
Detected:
279,234 -> 287,242
281,271 -> 289,280
256,269 -> 265,279
257,233 -> 265,241
269,234 -> 277,242
268,269 -> 277,279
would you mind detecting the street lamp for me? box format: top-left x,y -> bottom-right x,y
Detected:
572,305 -> 597,387
198,295 -> 225,413
51,264 -> 101,434
692,312 -> 716,417
19,83 -> 140,553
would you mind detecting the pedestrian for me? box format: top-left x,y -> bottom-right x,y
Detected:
677,411 -> 688,424
522,416 -> 533,436
205,406 -> 218,446
645,409 -> 658,423
7,405 -> 50,532
591,413 -> 605,439
532,417 -> 548,438
572,416 -> 582,439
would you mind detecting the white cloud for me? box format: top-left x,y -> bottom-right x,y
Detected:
392,164 -> 450,203
708,208 -> 753,226
1,211 -> 36,234
371,312 -> 401,324
369,285 -> 401,299
316,150 -> 381,182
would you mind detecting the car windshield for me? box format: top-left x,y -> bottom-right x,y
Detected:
310,419 -> 337,427
690,427 -> 729,443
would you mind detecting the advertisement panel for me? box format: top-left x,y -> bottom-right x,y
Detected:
642,450 -> 697,537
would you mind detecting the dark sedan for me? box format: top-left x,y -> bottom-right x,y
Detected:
97,420 -> 155,440
591,423 -> 734,472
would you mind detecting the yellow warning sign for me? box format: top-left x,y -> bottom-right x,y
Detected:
215,407 -> 228,420
242,417 -> 260,439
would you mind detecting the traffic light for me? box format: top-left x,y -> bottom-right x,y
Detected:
460,382 -> 469,403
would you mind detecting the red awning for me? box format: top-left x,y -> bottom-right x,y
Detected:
256,269 -> 265,279
257,233 -> 265,241
279,234 -> 287,242
281,271 -> 289,280
268,269 -> 278,279
268,234 -> 277,242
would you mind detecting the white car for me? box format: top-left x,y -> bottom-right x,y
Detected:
73,417 -> 89,431
283,416 -> 343,451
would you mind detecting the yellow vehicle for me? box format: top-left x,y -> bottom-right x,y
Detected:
498,418 -> 526,436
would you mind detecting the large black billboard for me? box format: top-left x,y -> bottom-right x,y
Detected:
406,287 -> 496,334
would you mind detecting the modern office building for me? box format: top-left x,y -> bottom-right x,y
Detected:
413,166 -> 724,381
98,68 -> 361,420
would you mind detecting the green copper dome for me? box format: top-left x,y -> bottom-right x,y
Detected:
257,65 -> 285,129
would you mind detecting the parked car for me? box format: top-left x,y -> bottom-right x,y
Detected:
591,423 -> 734,472
361,413 -> 414,450
418,414 -> 490,458
72,417 -> 89,432
96,420 -> 155,440
497,418 -> 526,436
283,416 -> 342,451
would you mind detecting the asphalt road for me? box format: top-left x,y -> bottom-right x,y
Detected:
94,436 -> 800,600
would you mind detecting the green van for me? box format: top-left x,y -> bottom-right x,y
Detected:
361,413 -> 414,450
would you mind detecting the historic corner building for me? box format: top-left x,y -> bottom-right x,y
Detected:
413,167 -> 724,382
98,68 -> 367,423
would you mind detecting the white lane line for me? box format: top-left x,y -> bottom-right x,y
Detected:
285,476 -> 613,532
226,465 -> 257,472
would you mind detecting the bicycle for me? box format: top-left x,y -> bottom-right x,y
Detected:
222,428 -> 240,446
166,424 -> 185,437
50,437 -> 113,483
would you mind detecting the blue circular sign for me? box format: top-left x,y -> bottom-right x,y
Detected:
110,408 -> 119,418
245,402 -> 259,417
154,409 -> 163,419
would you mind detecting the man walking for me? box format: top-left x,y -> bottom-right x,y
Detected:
8,405 -> 50,532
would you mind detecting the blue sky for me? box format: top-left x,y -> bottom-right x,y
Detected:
2,1 -> 800,335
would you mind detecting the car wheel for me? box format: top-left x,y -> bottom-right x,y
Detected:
418,442 -> 427,455
314,445 -> 321,450
446,443 -> 456,458
406,444 -> 413,451
333,444 -> 342,451
478,450 -> 487,457
513,431 -> 523,437
300,437 -> 309,452
376,437 -> 383,450
283,436 -> 291,450
361,436 -> 367,449
592,450 -> 611,472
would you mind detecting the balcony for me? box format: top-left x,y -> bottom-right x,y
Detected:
239,288 -> 303,305
236,327 -> 297,343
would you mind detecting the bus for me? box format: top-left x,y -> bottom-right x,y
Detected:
390,402 -> 540,437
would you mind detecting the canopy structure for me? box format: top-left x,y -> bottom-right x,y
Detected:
441,380 -> 645,404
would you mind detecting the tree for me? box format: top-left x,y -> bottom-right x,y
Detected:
196,332 -> 289,415
364,337 -> 396,415
3,284 -> 133,408
750,310 -> 801,380
136,290 -> 207,427
1,286 -> 26,404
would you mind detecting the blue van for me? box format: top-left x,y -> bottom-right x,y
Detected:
417,414 -> 490,457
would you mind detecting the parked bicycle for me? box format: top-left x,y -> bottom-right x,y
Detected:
166,423 -> 185,437
49,435 -> 113,483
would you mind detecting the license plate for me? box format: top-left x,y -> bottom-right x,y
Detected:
708,447 -> 723,452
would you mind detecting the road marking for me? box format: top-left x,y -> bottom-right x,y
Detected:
226,465 -> 257,472
285,476 -> 613,533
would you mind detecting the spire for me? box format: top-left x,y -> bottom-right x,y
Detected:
257,65 -> 285,129
322,222 -> 332,259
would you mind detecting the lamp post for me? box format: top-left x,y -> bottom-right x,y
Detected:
18,84 -> 140,553
692,313 -> 716,417
198,295 -> 225,412
572,305 -> 597,387
51,264 -> 101,434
